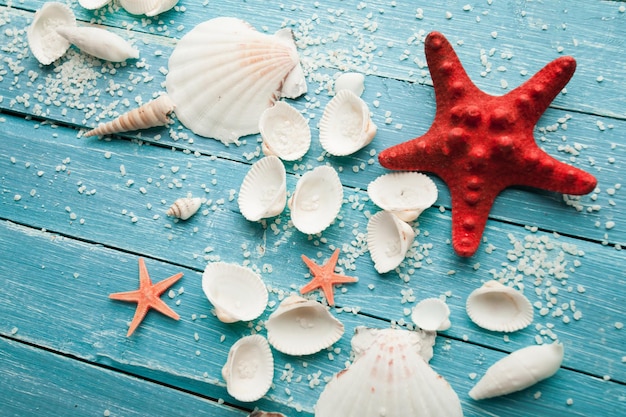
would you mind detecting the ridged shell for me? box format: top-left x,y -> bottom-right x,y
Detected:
222,334 -> 274,402
55,26 -> 139,62
334,72 -> 365,97
202,262 -> 268,323
166,17 -> 307,144
238,156 -> 287,221
78,0 -> 112,10
120,0 -> 178,16
319,90 -> 377,156
469,342 -> 564,400
27,2 -> 76,65
248,412 -> 286,417
466,280 -> 534,333
367,172 -> 438,222
411,298 -> 451,332
259,102 -> 311,161
366,210 -> 415,274
166,196 -> 202,220
265,294 -> 344,356
288,165 -> 343,235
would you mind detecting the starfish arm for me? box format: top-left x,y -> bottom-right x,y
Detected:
137,257 -> 152,288
513,155 -> 597,195
151,273 -> 184,296
329,274 -> 359,285
300,280 -> 321,295
109,289 -> 141,301
378,130 -> 446,173
148,297 -> 181,321
320,282 -> 336,306
126,302 -> 150,337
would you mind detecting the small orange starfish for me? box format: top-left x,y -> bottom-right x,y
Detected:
300,249 -> 358,306
109,257 -> 183,337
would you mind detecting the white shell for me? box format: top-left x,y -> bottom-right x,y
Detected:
84,94 -> 175,137
411,298 -> 451,331
202,262 -> 268,323
288,165 -> 343,235
27,2 -> 76,65
334,72 -> 365,97
319,90 -> 377,156
367,172 -> 438,222
222,334 -> 274,402
238,156 -> 287,221
78,0 -> 112,10
469,342 -> 564,400
166,17 -> 307,144
366,210 -> 415,274
315,327 -> 463,417
259,102 -> 311,161
55,26 -> 139,62
466,280 -> 534,333
166,196 -> 202,221
120,0 -> 178,16
265,294 -> 344,356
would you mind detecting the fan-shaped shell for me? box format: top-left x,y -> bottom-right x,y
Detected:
120,0 -> 178,16
202,262 -> 268,323
319,90 -> 377,156
79,0 -> 112,10
265,294 -> 344,356
166,196 -> 202,220
366,210 -> 415,274
27,2 -> 76,65
238,156 -> 287,221
288,165 -> 343,235
367,172 -> 438,222
222,334 -> 274,402
466,280 -> 533,332
55,26 -> 139,62
411,298 -> 451,331
259,102 -> 311,161
166,17 -> 307,144
334,72 -> 365,97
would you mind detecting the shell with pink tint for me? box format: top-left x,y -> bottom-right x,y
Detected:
367,172 -> 438,222
238,156 -> 287,221
466,280 -> 534,332
366,210 -> 415,274
259,101 -> 311,161
222,334 -> 274,402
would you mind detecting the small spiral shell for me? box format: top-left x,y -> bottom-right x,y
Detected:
166,197 -> 202,220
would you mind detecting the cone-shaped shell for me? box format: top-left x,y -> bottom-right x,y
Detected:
27,2 -> 76,65
238,156 -> 287,221
79,0 -> 112,10
265,294 -> 344,356
366,210 -> 415,274
334,72 -> 365,97
202,262 -> 268,323
166,196 -> 202,220
469,342 -> 564,400
55,26 -> 139,62
222,334 -> 274,402
411,298 -> 451,331
466,280 -> 533,332
120,0 -> 178,16
367,172 -> 438,222
259,102 -> 311,161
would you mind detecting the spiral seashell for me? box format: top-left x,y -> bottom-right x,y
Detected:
78,0 -> 112,10
238,156 -> 287,222
84,94 -> 175,137
119,0 -> 179,16
367,172 -> 438,222
222,334 -> 274,402
27,2 -> 76,65
259,102 -> 311,161
466,280 -> 534,333
334,72 -> 365,97
411,298 -> 451,331
366,210 -> 415,274
55,26 -> 139,62
165,197 -> 202,221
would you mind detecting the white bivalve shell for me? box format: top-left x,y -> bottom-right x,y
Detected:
259,102 -> 311,161
334,72 -> 365,97
166,196 -> 202,221
366,210 -> 415,274
238,156 -> 287,221
55,26 -> 139,62
222,334 -> 274,402
289,166 -> 343,235
202,262 -> 268,323
367,172 -> 438,222
120,0 -> 178,16
411,298 -> 451,332
466,280 -> 533,333
166,17 -> 307,144
27,2 -> 76,65
265,294 -> 344,356
78,0 -> 112,10
469,342 -> 564,400
319,90 -> 377,156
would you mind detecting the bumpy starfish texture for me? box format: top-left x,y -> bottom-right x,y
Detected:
300,249 -> 358,306
109,257 -> 183,337
378,31 -> 597,257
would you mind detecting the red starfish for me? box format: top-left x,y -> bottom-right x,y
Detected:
378,31 -> 597,257
109,258 -> 183,337
300,249 -> 358,306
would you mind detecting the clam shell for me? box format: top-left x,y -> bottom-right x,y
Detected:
166,196 -> 202,221
202,262 -> 268,323
367,172 -> 438,222
27,2 -> 76,65
466,280 -> 534,333
288,165 -> 343,235
55,26 -> 139,62
319,90 -> 377,156
166,17 -> 306,144
366,210 -> 415,274
259,102 -> 311,161
411,298 -> 451,331
238,156 -> 287,221
79,0 -> 112,10
265,294 -> 344,356
334,72 -> 365,97
120,0 -> 178,16
222,334 -> 274,402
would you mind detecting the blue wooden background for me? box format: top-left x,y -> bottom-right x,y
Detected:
0,1 -> 624,416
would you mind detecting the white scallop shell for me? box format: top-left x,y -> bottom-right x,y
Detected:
166,17 -> 307,144
411,298 -> 451,332
55,26 -> 139,62
469,342 -> 564,400
366,210 -> 415,274
265,294 -> 344,356
238,156 -> 286,221
120,0 -> 178,16
222,334 -> 274,402
259,102 -> 311,161
202,262 -> 268,323
315,327 -> 463,417
166,196 -> 202,221
27,2 -> 76,65
288,165 -> 343,235
319,90 -> 377,156
367,172 -> 438,222
466,280 -> 534,333
78,0 -> 112,10
334,72 -> 365,97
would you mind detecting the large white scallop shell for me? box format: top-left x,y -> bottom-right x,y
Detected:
238,156 -> 287,221
265,294 -> 344,356
366,210 -> 415,274
466,280 -> 534,333
411,298 -> 451,331
259,102 -> 311,161
27,2 -> 76,65
222,334 -> 274,402
469,342 -> 564,400
288,165 -> 343,235
319,90 -> 377,156
334,72 -> 365,97
367,172 -> 438,222
202,262 -> 268,323
55,26 -> 139,62
120,0 -> 178,16
166,17 -> 307,144
166,196 -> 202,221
